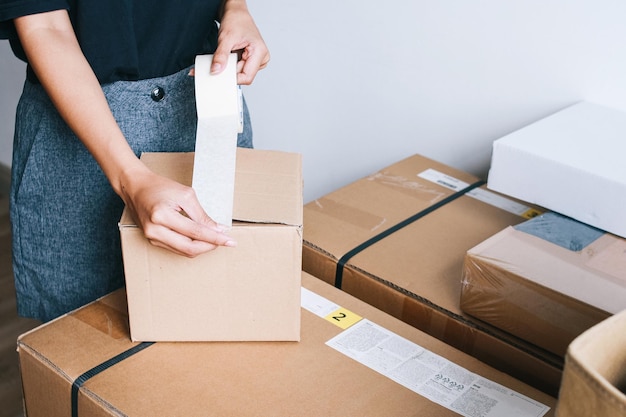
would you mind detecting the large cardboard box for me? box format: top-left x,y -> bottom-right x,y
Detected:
119,149 -> 303,342
17,272 -> 556,417
488,101 -> 626,239
461,212 -> 626,357
302,154 -> 563,396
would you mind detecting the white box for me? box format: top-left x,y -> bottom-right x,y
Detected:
488,101 -> 626,238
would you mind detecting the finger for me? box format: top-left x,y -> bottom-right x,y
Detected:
238,48 -> 270,85
144,198 -> 236,249
144,216 -> 236,257
211,43 -> 233,74
167,208 -> 236,246
237,54 -> 263,85
146,226 -> 221,258
175,193 -> 226,232
245,46 -> 270,69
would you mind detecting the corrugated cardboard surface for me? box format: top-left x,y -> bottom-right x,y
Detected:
487,101 -> 626,239
120,148 -> 303,226
17,272 -> 556,417
555,308 -> 626,417
461,214 -> 626,357
302,153 -> 563,396
119,149 -> 302,341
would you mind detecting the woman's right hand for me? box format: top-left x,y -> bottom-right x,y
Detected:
119,166 -> 237,257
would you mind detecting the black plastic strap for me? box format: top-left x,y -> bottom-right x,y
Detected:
71,341 -> 155,417
334,180 -> 486,288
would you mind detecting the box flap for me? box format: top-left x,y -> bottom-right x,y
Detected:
233,148 -> 302,226
119,148 -> 302,227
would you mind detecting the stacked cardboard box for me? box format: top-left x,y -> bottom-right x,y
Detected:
458,101 -> 626,361
17,272 -> 556,417
302,153 -> 562,396
119,149 -> 303,342
461,212 -> 626,357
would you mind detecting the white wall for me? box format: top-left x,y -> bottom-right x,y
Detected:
2,1 -> 626,203
0,41 -> 25,167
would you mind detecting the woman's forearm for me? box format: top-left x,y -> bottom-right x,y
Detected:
14,9 -> 148,197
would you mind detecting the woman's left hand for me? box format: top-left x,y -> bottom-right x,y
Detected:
211,0 -> 270,85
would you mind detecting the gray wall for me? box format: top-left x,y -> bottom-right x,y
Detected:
3,1 -> 626,203
0,42 -> 24,167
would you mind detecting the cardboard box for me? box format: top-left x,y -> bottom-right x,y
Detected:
555,308 -> 626,417
119,149 -> 303,342
302,154 -> 563,396
487,101 -> 626,239
17,272 -> 556,417
461,212 -> 626,357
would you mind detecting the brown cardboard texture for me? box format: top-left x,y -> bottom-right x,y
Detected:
461,214 -> 626,357
17,272 -> 556,417
555,308 -> 626,417
119,149 -> 302,342
303,153 -> 563,396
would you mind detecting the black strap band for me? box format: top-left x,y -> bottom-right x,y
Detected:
71,341 -> 155,417
334,180 -> 486,288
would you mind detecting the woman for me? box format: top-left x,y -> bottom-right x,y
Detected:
0,0 -> 270,322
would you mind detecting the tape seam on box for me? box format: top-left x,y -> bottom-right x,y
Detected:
334,180 -> 486,289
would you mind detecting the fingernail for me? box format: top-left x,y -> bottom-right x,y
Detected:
210,63 -> 222,74
224,240 -> 237,247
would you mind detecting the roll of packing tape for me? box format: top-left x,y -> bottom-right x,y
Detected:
192,53 -> 242,227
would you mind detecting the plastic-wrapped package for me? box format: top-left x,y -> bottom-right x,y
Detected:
461,212 -> 625,357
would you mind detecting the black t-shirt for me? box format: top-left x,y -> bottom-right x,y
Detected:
0,0 -> 222,83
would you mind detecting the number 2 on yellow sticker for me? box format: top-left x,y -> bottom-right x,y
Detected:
324,308 -> 362,329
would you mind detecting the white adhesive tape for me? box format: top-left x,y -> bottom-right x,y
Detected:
192,53 -> 241,227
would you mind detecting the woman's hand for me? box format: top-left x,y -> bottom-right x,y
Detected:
211,0 -> 270,85
120,167 -> 236,257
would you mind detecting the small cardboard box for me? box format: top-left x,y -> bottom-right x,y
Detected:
303,153 -> 563,396
461,212 -> 626,357
488,101 -> 626,239
16,272 -> 556,417
119,148 -> 303,342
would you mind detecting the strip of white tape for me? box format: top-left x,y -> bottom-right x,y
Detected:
192,53 -> 241,226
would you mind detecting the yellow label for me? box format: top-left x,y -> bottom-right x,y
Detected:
324,308 -> 362,329
521,208 -> 543,219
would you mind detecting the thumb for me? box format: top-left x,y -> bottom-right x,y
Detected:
211,45 -> 231,74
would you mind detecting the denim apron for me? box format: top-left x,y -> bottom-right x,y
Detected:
10,65 -> 253,322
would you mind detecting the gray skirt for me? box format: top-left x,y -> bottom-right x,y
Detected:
10,66 -> 253,322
